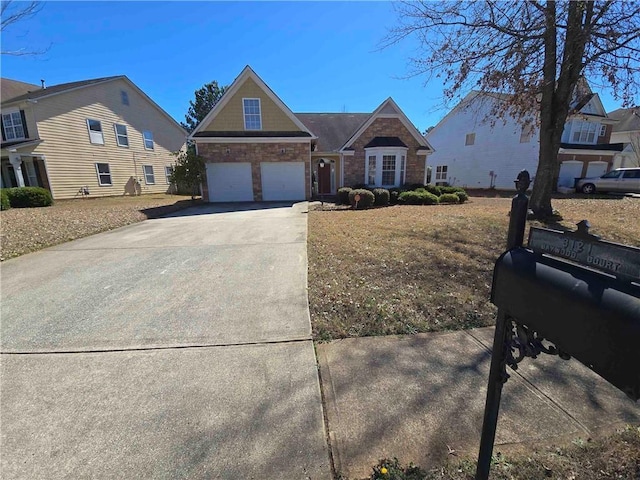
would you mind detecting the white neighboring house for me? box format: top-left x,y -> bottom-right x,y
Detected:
608,107 -> 640,168
425,88 -> 622,190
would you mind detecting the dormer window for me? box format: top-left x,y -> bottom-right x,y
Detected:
243,98 -> 262,130
571,120 -> 597,144
2,111 -> 26,140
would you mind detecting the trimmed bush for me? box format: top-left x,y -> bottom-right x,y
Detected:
6,186 -> 53,208
337,187 -> 352,205
348,188 -> 375,209
424,184 -> 442,196
440,186 -> 466,195
1,189 -> 10,211
372,188 -> 390,206
398,190 -> 439,205
455,191 -> 469,203
388,187 -> 403,205
403,183 -> 424,191
439,193 -> 460,204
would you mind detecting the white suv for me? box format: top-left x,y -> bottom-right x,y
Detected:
576,167 -> 640,194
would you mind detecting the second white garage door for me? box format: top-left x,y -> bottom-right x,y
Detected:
206,163 -> 253,202
261,162 -> 306,201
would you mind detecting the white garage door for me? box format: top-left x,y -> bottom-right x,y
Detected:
585,161 -> 608,178
558,161 -> 584,188
206,163 -> 253,202
261,162 -> 306,201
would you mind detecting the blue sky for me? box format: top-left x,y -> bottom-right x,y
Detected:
1,1 -> 630,132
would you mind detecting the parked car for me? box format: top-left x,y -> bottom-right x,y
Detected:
575,167 -> 640,194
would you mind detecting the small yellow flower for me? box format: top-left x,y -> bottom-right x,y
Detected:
380,466 -> 388,475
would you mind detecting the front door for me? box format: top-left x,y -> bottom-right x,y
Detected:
318,164 -> 331,194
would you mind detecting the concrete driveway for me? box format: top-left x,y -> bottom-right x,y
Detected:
1,202 -> 331,479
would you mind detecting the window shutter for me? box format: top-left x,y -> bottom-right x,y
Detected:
1,116 -> 6,141
20,110 -> 29,138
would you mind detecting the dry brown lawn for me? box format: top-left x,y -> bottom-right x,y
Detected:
308,196 -> 639,340
0,194 -> 200,261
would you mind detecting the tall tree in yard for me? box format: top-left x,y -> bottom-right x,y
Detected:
181,81 -> 228,133
387,0 -> 640,218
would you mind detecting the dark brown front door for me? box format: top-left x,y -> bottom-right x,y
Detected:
318,164 -> 331,194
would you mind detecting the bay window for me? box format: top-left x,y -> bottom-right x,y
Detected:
365,148 -> 408,187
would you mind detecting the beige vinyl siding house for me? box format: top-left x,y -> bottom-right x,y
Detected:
1,76 -> 187,199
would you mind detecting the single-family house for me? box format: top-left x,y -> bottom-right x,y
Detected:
190,66 -> 433,202
608,107 -> 640,168
1,76 -> 187,199
425,84 -> 624,190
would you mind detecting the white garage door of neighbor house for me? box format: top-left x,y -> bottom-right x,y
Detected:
585,161 -> 608,178
206,163 -> 254,202
261,162 -> 306,201
558,161 -> 584,188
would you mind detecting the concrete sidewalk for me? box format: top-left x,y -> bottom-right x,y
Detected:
317,328 -> 640,479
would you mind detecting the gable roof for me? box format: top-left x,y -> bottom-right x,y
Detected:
1,75 -> 187,135
609,107 -> 640,132
340,97 -> 432,152
1,78 -> 41,103
295,113 -> 370,152
191,66 -> 315,138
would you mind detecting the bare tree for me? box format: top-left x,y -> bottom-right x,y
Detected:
386,0 -> 640,218
1,1 -> 45,56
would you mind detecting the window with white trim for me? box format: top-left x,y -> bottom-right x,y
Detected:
86,119 -> 104,144
143,130 -> 154,150
165,166 -> 173,184
243,98 -> 262,130
367,155 -> 376,185
465,133 -> 475,146
95,163 -> 112,186
520,124 -> 535,143
2,111 -> 25,140
435,165 -> 448,182
599,124 -> 607,137
114,124 -> 129,147
364,148 -> 408,187
142,165 -> 155,184
571,121 -> 597,144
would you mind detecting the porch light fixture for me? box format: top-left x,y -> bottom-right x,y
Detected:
319,159 -> 326,168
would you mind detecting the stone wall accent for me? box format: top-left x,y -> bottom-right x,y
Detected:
197,141 -> 311,201
343,117 -> 425,187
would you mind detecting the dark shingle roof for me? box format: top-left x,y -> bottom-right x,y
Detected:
364,136 -> 408,148
1,79 -> 40,103
608,108 -> 640,132
560,143 -> 625,152
295,113 -> 370,152
1,76 -> 123,105
193,131 -> 311,138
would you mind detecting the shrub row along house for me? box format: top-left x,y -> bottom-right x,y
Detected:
190,66 -> 434,202
1,76 -> 187,199
425,80 -> 638,190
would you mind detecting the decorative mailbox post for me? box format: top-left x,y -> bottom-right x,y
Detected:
475,170 -> 640,480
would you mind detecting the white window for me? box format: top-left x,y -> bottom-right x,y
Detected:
520,124 -> 535,143
165,166 -> 173,184
121,90 -> 129,106
95,163 -> 112,186
243,98 -> 262,130
599,124 -> 607,137
571,121 -> 597,144
114,124 -> 129,147
2,111 -> 25,140
367,155 -> 376,185
143,165 -> 155,184
143,131 -> 154,150
364,148 -> 408,187
86,119 -> 104,145
465,133 -> 475,146
435,165 -> 448,182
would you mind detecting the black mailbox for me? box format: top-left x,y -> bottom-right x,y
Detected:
492,246 -> 640,400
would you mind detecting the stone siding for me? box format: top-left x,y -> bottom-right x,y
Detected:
343,117 -> 425,187
197,142 -> 311,201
